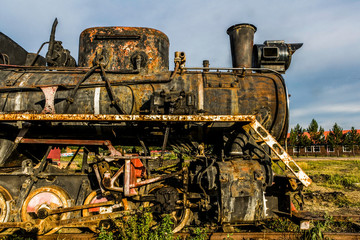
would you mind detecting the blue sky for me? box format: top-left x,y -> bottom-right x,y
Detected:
1,0 -> 360,131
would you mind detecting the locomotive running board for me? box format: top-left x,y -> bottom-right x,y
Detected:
0,113 -> 255,122
0,113 -> 311,186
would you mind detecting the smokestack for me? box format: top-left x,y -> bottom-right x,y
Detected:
227,23 -> 257,69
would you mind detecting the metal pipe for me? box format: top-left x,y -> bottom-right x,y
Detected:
123,159 -> 131,196
93,164 -> 106,193
184,66 -> 280,74
110,165 -> 124,188
131,170 -> 183,188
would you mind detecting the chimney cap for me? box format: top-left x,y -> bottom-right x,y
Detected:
227,23 -> 257,35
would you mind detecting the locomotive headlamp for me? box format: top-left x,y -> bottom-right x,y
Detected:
252,41 -> 302,73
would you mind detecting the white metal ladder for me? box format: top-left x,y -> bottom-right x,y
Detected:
246,119 -> 312,187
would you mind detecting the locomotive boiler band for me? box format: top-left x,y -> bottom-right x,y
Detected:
0,20 -> 309,234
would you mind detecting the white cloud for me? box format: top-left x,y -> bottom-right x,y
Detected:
292,104 -> 360,118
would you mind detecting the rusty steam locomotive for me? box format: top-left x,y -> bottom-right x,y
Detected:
0,19 -> 311,234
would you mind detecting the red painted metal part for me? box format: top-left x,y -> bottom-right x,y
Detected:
101,156 -> 180,196
102,157 -> 145,196
47,147 -> 61,165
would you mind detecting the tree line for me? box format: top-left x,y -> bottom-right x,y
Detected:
288,119 -> 360,154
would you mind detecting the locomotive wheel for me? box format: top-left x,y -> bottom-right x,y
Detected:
147,185 -> 192,233
21,186 -> 71,235
0,186 -> 13,233
82,190 -> 131,232
171,207 -> 192,233
0,186 -> 12,222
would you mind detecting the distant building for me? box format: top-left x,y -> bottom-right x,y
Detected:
286,129 -> 360,156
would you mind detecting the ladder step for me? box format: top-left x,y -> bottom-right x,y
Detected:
247,119 -> 312,187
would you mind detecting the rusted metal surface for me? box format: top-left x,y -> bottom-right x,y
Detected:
217,159 -> 266,223
49,200 -> 115,215
0,114 -> 256,122
78,26 -> 169,73
20,138 -> 111,145
0,21 -> 310,235
0,69 -> 288,139
0,71 -> 288,139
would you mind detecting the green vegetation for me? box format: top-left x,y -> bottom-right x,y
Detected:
0,235 -> 33,240
290,159 -> 360,176
301,215 -> 359,239
312,173 -> 360,189
302,219 -> 331,240
97,211 -> 175,240
265,218 -> 299,232
96,210 -> 208,240
189,228 -> 208,240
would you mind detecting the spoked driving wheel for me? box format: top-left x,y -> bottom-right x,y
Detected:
82,190 -> 131,232
0,186 -> 13,233
148,185 -> 192,233
21,186 -> 71,235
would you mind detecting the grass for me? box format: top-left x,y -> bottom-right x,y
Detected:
272,158 -> 360,210
273,159 -> 360,188
265,218 -> 299,232
295,160 -> 360,189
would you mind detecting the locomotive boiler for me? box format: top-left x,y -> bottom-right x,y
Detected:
0,19 -> 311,234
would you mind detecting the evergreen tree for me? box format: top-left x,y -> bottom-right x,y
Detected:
289,124 -> 308,155
318,126 -> 326,144
344,127 -> 360,155
289,124 -> 303,146
326,123 -> 344,156
307,119 -> 325,145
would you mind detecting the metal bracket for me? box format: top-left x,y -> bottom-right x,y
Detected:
40,86 -> 58,114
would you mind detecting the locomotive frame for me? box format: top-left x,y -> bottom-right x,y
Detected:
0,20 -> 311,234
